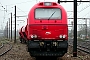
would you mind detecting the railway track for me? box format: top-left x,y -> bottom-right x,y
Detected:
68,39 -> 90,54
0,43 -> 3,49
77,45 -> 90,54
0,43 -> 12,56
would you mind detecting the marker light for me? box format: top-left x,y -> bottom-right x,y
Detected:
44,2 -> 52,6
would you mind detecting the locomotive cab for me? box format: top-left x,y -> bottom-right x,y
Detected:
27,2 -> 68,57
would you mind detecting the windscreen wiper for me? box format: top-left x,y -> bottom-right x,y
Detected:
48,11 -> 56,20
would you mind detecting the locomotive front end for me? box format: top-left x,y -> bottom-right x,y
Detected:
27,2 -> 68,57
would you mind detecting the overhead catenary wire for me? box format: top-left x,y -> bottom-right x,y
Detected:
77,0 -> 83,6
67,1 -> 83,18
68,13 -> 72,17
78,3 -> 90,13
82,11 -> 90,18
67,2 -> 90,18
17,7 -> 27,14
77,2 -> 90,18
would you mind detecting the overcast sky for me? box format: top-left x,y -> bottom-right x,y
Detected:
0,0 -> 90,31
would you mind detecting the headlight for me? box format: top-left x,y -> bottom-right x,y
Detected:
59,35 -> 66,38
63,35 -> 66,38
30,35 -> 37,38
31,35 -> 34,38
59,35 -> 62,38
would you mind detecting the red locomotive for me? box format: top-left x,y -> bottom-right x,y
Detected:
26,2 -> 68,58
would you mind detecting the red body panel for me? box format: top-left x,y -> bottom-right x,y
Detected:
28,24 -> 68,40
27,2 -> 68,41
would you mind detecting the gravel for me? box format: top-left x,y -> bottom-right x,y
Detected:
0,39 -> 90,60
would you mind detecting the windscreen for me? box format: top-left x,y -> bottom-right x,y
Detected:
35,8 -> 61,20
